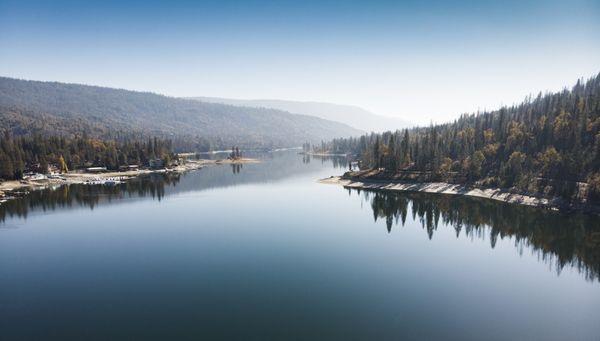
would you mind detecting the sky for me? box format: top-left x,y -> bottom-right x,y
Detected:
0,0 -> 599,125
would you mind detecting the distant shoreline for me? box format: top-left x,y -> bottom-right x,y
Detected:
320,175 -> 600,214
298,152 -> 349,157
0,158 -> 260,204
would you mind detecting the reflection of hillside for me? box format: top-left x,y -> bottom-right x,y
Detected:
0,151 -> 348,222
352,188 -> 600,282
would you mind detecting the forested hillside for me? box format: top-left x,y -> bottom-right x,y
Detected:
323,73 -> 600,202
0,77 -> 360,151
0,134 -> 174,180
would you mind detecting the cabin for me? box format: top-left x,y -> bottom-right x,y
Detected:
119,165 -> 139,172
26,163 -> 51,175
22,172 -> 47,181
46,164 -> 60,175
85,167 -> 107,173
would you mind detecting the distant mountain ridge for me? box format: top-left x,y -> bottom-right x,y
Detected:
0,77 -> 361,150
191,97 -> 412,132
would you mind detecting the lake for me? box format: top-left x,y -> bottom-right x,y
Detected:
1,150 -> 599,340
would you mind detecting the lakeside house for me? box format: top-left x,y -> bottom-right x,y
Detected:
86,167 -> 108,173
24,162 -> 59,175
22,172 -> 47,181
119,165 -> 140,172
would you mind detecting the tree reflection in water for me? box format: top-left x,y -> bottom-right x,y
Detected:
351,188 -> 600,282
0,152 -> 349,224
231,163 -> 243,174
0,173 -> 181,223
301,154 -> 349,169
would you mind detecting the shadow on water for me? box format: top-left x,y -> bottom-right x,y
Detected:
349,187 -> 600,282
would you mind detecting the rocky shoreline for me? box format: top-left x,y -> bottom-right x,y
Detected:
320,175 -> 599,214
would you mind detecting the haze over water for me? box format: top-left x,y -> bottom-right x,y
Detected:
1,151 -> 599,340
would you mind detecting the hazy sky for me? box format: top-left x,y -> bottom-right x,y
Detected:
1,0 -> 599,125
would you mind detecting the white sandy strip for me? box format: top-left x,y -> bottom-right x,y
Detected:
319,176 -> 558,208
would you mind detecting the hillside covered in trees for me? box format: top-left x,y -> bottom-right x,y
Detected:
322,73 -> 600,203
0,77 -> 360,151
0,134 -> 174,180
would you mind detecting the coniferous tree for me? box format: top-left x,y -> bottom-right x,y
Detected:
320,73 -> 600,202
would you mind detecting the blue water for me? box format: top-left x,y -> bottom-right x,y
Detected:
1,151 -> 599,340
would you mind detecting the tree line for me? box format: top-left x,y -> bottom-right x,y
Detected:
0,133 -> 174,180
321,73 -> 600,201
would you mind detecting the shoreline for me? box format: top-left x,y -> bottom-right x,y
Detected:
298,152 -> 349,157
0,158 -> 260,204
319,176 -> 600,214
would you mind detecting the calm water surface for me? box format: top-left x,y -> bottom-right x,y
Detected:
1,151 -> 599,340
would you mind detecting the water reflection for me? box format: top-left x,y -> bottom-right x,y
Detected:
0,151 -> 350,224
351,188 -> 600,282
231,163 -> 242,174
309,154 -> 349,169
0,173 -> 181,223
